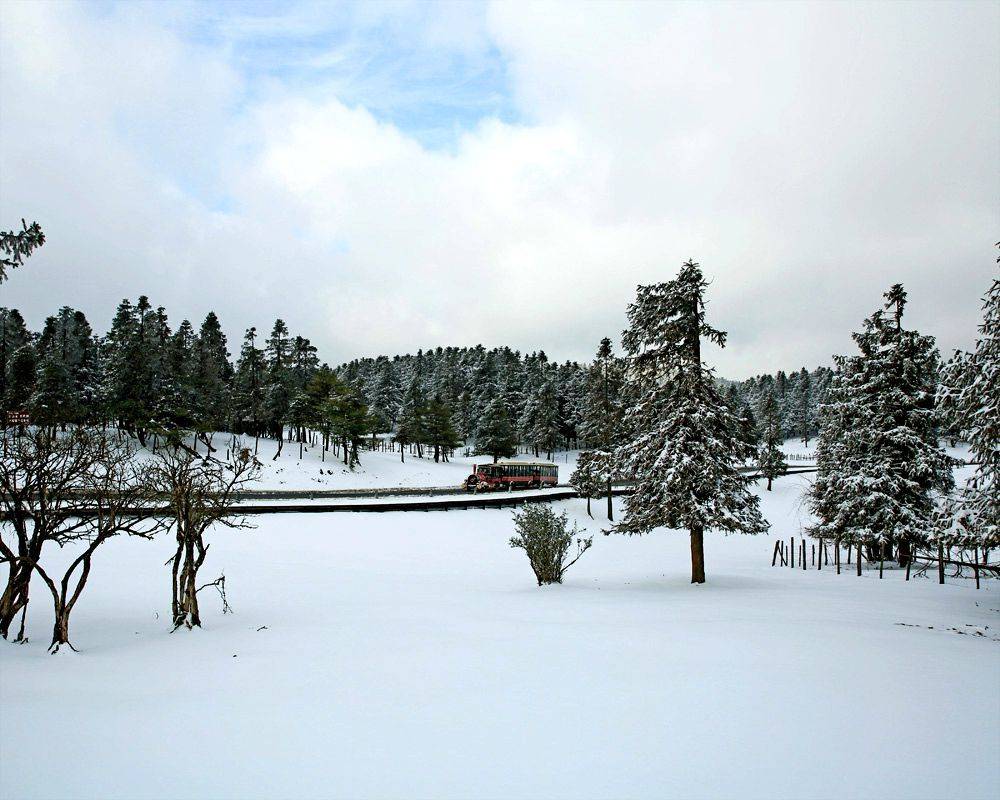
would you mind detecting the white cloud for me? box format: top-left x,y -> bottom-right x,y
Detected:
1,0 -> 996,376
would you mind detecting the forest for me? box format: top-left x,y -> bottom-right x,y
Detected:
0,297 -> 832,467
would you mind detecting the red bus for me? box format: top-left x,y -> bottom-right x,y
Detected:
464,460 -> 559,492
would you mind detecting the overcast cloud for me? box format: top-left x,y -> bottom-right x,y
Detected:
1,0 -> 996,377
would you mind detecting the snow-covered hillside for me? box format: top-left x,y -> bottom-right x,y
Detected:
1,474 -> 996,800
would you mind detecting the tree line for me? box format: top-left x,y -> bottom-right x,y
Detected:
1,297 -> 834,472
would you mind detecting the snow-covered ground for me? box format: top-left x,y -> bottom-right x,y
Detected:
1,473 -> 996,800
136,433 -> 580,491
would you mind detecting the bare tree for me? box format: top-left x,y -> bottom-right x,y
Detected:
0,428 -> 162,651
1,428 -> 96,641
152,442 -> 260,630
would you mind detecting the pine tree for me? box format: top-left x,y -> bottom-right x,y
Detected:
569,450 -> 606,518
757,390 -> 785,491
29,352 -> 76,431
394,375 -> 427,461
579,337 -> 624,520
611,261 -> 768,583
808,284 -> 954,565
530,379 -> 561,460
193,312 -> 232,431
792,367 -> 812,446
1,308 -> 31,414
475,397 -> 517,463
425,395 -> 461,462
5,344 -> 36,413
234,327 -> 266,441
0,219 -> 44,283
934,267 -> 999,551
161,320 -> 198,429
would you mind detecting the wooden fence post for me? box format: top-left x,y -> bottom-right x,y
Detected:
835,538 -> 840,574
801,540 -> 806,571
818,539 -> 823,570
974,546 -> 981,590
857,543 -> 862,576
938,542 -> 945,585
791,537 -> 795,569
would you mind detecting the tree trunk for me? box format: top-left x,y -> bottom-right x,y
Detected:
690,524 -> 706,584
606,477 -> 613,521
586,495 -> 592,518
0,561 -> 31,641
767,476 -> 773,491
172,534 -> 206,629
897,538 -> 911,568
50,606 -> 72,652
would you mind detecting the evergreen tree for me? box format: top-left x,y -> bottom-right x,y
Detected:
569,450 -> 606,518
29,352 -> 76,431
193,312 -> 232,430
0,308 -> 31,413
394,375 -> 427,461
5,344 -> 36,413
234,327 -> 265,440
808,284 -> 954,564
934,269 -> 999,550
757,390 -> 786,491
579,337 -> 625,520
0,219 -> 44,283
792,367 -> 812,446
161,320 -> 198,428
425,395 -> 461,462
529,379 -> 561,460
611,261 -> 768,583
474,397 -> 517,463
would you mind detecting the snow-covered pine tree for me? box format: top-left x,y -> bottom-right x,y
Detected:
474,397 -> 517,463
612,261 -> 768,583
29,351 -> 76,432
0,219 -> 44,283
0,308 -> 31,412
527,379 -> 560,460
569,449 -> 607,518
933,268 -> 999,552
936,349 -> 972,448
792,367 -> 812,446
193,312 -> 232,432
5,343 -> 37,414
233,327 -> 265,440
425,394 -> 461,462
808,284 -> 954,565
394,375 -> 427,462
368,359 -> 401,433
579,337 -> 625,520
757,390 -> 786,491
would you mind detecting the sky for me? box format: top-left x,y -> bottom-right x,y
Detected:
0,0 -> 996,378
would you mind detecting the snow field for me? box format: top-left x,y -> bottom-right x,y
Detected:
0,475 -> 996,800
